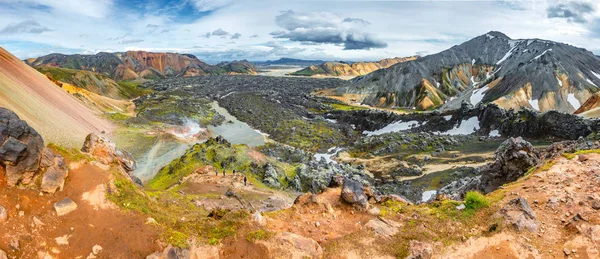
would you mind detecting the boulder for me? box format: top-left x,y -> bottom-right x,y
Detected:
364,217 -> 401,237
253,212 -> 266,227
341,178 -> 369,209
497,197 -> 539,232
407,240 -> 433,259
146,244 -> 219,259
54,198 -> 78,216
0,249 -> 6,259
262,163 -> 280,189
478,137 -> 540,193
267,232 -> 323,259
40,153 -> 68,194
81,133 -> 136,175
0,108 -> 45,186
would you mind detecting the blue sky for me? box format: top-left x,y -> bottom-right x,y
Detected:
1,0 -> 600,62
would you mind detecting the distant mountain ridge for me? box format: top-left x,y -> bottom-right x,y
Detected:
290,56 -> 418,77
255,58 -> 326,67
26,51 -> 256,81
340,31 -> 600,113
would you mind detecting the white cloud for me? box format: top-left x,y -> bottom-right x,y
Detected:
0,0 -> 114,18
4,0 -> 600,61
189,0 -> 232,12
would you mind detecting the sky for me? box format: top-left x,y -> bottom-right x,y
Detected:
1,0 -> 600,63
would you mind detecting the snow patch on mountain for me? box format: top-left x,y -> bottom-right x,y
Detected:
568,93 -> 581,109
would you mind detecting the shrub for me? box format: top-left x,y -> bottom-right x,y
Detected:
464,191 -> 489,211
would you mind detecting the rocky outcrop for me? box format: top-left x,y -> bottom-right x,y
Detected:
262,163 -> 280,189
81,133 -> 138,183
0,108 -> 69,191
146,244 -> 219,259
439,137 -> 540,198
478,104 -> 595,140
292,160 -> 373,194
261,232 -> 323,259
40,148 -> 69,193
364,217 -> 401,237
541,137 -> 600,159
0,108 -> 45,186
0,108 -> 46,185
478,137 -> 540,193
407,241 -> 433,259
497,197 -> 539,232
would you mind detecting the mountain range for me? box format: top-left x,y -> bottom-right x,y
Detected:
290,56 -> 418,77
340,31 -> 600,113
254,58 -> 326,67
26,51 -> 257,81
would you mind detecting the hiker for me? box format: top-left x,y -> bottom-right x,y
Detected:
215,169 -> 218,176
223,169 -> 225,177
244,175 -> 247,186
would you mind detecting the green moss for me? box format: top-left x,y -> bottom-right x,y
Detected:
146,138 -> 295,191
245,229 -> 274,242
47,143 -> 90,162
328,103 -> 369,111
117,80 -> 153,99
464,191 -> 489,213
108,172 -> 248,248
562,149 -> 600,160
105,112 -> 132,122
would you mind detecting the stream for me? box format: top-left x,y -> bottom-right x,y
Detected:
133,101 -> 267,182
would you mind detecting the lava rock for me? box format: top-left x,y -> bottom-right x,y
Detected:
497,197 -> 539,232
54,198 -> 78,216
341,178 -> 369,209
478,137 -> 540,193
0,108 -> 45,186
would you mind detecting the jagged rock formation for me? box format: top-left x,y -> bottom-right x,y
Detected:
341,31 -> 600,113
439,137 -> 540,199
290,56 -> 418,77
27,51 -> 255,81
477,103 -> 596,140
80,133 -> 139,183
497,197 -> 540,232
0,108 -> 45,186
478,137 -> 540,193
0,107 -> 68,191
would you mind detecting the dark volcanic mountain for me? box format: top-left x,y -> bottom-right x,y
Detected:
340,31 -> 600,113
26,51 -> 255,81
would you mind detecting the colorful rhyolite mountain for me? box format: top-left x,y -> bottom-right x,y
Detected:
340,31 -> 600,113
26,51 -> 257,81
0,47 -> 112,148
290,56 -> 418,77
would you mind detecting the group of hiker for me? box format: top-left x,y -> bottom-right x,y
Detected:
215,168 -> 248,186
